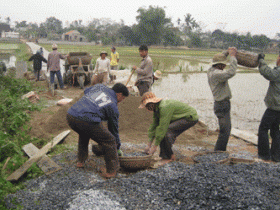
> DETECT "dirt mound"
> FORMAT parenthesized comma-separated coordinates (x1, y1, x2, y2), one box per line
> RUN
(28, 92, 210, 145)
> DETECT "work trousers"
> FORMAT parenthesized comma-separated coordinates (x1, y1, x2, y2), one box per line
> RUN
(66, 114, 119, 173)
(50, 70, 64, 88)
(33, 68, 41, 81)
(258, 108, 280, 162)
(91, 72, 108, 86)
(136, 81, 151, 96)
(160, 118, 198, 159)
(214, 100, 231, 151)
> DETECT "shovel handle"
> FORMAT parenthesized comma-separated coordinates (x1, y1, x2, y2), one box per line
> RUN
(125, 69, 135, 86)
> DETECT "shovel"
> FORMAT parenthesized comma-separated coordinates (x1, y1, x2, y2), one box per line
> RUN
(125, 69, 135, 86)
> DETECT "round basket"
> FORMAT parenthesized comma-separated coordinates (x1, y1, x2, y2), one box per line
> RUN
(191, 151, 230, 164)
(119, 154, 153, 169)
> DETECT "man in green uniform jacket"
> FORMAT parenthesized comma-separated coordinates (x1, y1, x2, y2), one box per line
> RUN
(140, 92, 199, 166)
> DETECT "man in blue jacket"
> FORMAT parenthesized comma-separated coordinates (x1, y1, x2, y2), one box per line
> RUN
(67, 83, 129, 178)
(257, 53, 280, 162)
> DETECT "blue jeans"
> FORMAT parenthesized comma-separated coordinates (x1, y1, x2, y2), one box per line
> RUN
(258, 108, 280, 162)
(50, 70, 64, 88)
(214, 100, 231, 151)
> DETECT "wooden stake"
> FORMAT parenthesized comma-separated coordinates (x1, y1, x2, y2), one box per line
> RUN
(2, 157, 11, 171)
(6, 130, 70, 182)
(125, 69, 135, 86)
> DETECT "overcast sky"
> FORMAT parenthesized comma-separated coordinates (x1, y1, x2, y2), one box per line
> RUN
(1, 0, 280, 38)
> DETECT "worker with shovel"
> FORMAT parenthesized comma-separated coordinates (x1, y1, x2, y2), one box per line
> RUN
(66, 83, 129, 178)
(132, 45, 154, 96)
(140, 92, 199, 166)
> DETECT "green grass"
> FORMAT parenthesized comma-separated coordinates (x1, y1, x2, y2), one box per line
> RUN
(0, 43, 19, 50)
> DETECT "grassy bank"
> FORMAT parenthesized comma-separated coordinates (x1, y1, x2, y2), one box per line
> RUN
(0, 76, 46, 209)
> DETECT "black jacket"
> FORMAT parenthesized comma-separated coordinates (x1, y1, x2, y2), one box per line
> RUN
(29, 52, 47, 70)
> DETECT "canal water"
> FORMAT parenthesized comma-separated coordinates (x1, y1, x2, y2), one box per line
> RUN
(0, 53, 16, 68)
(152, 73, 268, 134)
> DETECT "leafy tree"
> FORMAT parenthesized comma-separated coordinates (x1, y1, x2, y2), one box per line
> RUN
(15, 21, 28, 28)
(189, 33, 203, 48)
(43, 16, 63, 34)
(163, 27, 183, 46)
(5, 17, 11, 24)
(38, 23, 47, 38)
(183, 13, 199, 35)
(135, 6, 171, 45)
(118, 26, 135, 45)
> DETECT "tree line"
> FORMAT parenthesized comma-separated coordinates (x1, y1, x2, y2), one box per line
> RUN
(2, 5, 279, 50)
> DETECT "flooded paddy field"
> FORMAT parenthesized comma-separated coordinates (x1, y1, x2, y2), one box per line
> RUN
(0, 53, 16, 68)
(152, 72, 268, 134)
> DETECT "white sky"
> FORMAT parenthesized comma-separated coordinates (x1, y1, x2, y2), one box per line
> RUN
(1, 0, 280, 39)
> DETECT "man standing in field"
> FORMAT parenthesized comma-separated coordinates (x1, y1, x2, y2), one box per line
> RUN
(257, 53, 280, 162)
(133, 45, 153, 96)
(91, 51, 110, 86)
(207, 47, 237, 151)
(47, 44, 68, 94)
(110, 47, 119, 70)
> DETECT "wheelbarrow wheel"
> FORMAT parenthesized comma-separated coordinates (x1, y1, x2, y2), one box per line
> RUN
(78, 74, 85, 89)
(67, 72, 73, 86)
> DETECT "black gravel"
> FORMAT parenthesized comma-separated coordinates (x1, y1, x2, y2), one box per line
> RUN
(193, 152, 229, 163)
(122, 152, 148, 157)
(4, 151, 280, 210)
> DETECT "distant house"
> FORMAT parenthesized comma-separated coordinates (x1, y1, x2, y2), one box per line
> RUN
(62, 30, 87, 42)
(268, 39, 280, 50)
(0, 23, 11, 38)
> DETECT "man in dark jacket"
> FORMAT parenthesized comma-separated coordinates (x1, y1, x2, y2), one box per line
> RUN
(66, 83, 129, 178)
(257, 54, 280, 162)
(29, 51, 47, 81)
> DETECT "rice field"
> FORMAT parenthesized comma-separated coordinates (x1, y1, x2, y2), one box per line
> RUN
(40, 44, 278, 72)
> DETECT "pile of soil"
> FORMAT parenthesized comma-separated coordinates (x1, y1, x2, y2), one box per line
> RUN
(28, 89, 211, 146)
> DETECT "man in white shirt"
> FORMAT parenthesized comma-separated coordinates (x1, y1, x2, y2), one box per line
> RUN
(91, 51, 110, 86)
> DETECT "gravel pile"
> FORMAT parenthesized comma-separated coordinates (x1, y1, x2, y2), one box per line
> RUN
(193, 152, 229, 163)
(5, 151, 280, 210)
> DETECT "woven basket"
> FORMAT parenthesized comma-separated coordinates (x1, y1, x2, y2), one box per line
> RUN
(67, 52, 93, 65)
(119, 154, 153, 169)
(191, 151, 230, 164)
(223, 50, 259, 68)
